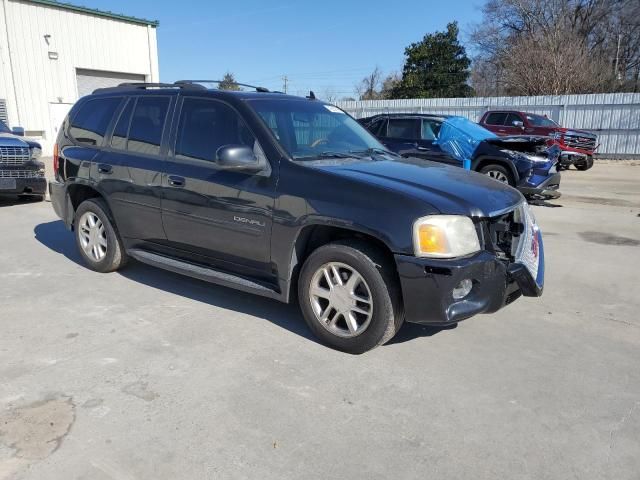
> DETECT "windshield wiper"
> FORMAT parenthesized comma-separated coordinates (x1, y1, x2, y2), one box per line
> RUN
(349, 147, 399, 158)
(295, 151, 362, 161)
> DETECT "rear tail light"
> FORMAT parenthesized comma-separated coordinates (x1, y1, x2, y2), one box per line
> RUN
(53, 144, 59, 177)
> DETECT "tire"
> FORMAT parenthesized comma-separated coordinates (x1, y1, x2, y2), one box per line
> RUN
(74, 198, 128, 273)
(575, 156, 594, 171)
(478, 164, 515, 186)
(298, 239, 404, 354)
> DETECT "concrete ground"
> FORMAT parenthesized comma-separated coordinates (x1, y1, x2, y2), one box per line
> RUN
(0, 162, 639, 480)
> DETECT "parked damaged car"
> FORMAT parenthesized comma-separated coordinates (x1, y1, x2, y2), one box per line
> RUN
(479, 110, 597, 171)
(359, 114, 561, 200)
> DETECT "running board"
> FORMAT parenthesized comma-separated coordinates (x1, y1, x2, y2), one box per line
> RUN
(128, 249, 281, 300)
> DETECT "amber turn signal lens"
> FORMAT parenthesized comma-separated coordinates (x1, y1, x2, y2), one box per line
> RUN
(417, 224, 448, 254)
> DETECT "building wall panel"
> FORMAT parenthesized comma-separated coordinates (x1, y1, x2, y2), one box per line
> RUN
(0, 0, 159, 154)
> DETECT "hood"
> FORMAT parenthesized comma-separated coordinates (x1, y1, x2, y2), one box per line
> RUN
(0, 132, 31, 147)
(484, 135, 548, 154)
(315, 158, 523, 218)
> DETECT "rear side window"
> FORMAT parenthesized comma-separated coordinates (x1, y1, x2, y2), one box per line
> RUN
(69, 97, 121, 145)
(175, 98, 257, 162)
(388, 118, 419, 140)
(111, 98, 134, 150)
(127, 96, 171, 155)
(485, 112, 507, 126)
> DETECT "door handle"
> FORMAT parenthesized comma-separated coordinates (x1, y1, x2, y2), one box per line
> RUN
(97, 163, 112, 174)
(416, 146, 429, 151)
(168, 175, 185, 187)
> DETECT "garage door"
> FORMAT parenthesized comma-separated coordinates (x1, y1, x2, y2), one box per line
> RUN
(76, 69, 146, 97)
(0, 99, 7, 124)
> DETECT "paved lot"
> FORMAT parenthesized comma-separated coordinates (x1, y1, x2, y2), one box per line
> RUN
(1, 163, 639, 479)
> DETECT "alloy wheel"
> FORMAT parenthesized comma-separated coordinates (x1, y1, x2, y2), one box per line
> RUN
(308, 262, 373, 338)
(485, 170, 509, 183)
(78, 211, 107, 262)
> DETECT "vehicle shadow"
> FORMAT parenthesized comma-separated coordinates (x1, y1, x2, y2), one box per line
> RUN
(0, 196, 45, 207)
(387, 323, 454, 345)
(33, 220, 315, 344)
(33, 220, 450, 349)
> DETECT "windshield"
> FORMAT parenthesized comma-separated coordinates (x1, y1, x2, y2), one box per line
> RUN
(526, 114, 558, 127)
(0, 120, 10, 133)
(247, 99, 387, 160)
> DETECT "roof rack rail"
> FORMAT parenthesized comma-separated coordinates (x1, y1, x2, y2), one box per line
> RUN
(175, 80, 272, 93)
(117, 82, 207, 90)
(93, 82, 207, 94)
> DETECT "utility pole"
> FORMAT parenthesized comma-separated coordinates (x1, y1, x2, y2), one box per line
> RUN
(614, 33, 622, 82)
(282, 75, 288, 94)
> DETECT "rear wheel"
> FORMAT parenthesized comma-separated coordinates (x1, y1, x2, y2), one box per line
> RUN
(479, 164, 515, 186)
(74, 198, 128, 273)
(298, 240, 403, 354)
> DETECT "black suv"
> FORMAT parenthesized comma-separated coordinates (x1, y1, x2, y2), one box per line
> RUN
(0, 120, 46, 200)
(49, 82, 545, 353)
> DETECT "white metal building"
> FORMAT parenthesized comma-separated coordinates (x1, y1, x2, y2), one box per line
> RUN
(0, 0, 159, 154)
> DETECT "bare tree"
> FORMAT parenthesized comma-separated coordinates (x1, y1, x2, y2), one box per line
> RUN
(355, 67, 383, 100)
(380, 72, 401, 99)
(321, 87, 339, 103)
(470, 0, 640, 95)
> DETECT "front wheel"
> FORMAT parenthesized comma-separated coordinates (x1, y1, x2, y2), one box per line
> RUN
(298, 240, 404, 354)
(575, 156, 594, 171)
(478, 164, 515, 186)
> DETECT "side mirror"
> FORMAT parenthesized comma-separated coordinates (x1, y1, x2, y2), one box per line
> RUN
(11, 127, 25, 137)
(512, 120, 524, 129)
(215, 144, 261, 173)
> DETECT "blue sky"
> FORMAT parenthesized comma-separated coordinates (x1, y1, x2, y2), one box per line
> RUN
(81, 0, 482, 98)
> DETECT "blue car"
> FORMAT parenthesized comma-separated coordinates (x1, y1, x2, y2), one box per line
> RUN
(0, 120, 46, 200)
(359, 114, 561, 200)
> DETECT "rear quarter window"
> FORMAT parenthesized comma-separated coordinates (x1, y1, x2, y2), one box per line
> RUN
(69, 97, 122, 146)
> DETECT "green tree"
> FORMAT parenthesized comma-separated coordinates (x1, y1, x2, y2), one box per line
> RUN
(218, 72, 241, 91)
(393, 22, 473, 99)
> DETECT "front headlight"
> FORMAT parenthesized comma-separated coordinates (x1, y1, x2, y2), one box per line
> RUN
(521, 153, 548, 163)
(500, 149, 547, 163)
(413, 215, 481, 258)
(31, 146, 42, 159)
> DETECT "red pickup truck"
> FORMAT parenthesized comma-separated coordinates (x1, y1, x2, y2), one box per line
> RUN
(479, 110, 597, 171)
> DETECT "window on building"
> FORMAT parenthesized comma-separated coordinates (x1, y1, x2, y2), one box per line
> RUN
(69, 97, 122, 145)
(175, 98, 257, 162)
(127, 96, 170, 156)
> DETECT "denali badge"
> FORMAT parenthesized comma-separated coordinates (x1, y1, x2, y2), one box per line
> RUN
(234, 216, 265, 227)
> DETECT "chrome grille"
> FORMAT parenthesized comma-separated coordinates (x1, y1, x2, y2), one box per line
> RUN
(0, 146, 30, 165)
(0, 169, 44, 178)
(563, 132, 596, 151)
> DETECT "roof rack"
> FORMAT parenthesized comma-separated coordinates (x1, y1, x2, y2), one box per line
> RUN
(175, 80, 272, 93)
(117, 82, 206, 90)
(92, 82, 207, 94)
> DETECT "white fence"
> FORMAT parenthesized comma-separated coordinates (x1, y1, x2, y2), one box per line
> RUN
(335, 93, 640, 158)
